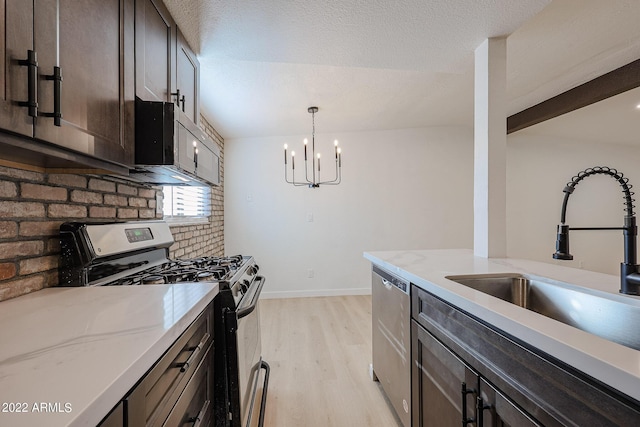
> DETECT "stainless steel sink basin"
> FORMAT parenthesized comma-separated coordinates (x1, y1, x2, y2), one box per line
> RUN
(445, 273, 640, 351)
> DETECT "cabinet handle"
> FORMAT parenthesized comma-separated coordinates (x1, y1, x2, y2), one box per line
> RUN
(476, 396, 492, 426)
(381, 278, 393, 290)
(42, 66, 63, 126)
(171, 89, 186, 111)
(17, 50, 38, 117)
(194, 144, 198, 170)
(175, 332, 209, 373)
(461, 382, 476, 426)
(188, 399, 209, 427)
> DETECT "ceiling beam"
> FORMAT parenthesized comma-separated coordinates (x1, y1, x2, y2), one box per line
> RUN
(507, 59, 640, 134)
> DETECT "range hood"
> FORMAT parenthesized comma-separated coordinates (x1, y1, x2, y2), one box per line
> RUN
(131, 99, 220, 186)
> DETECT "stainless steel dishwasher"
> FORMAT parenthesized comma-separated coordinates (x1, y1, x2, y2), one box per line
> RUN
(371, 264, 411, 427)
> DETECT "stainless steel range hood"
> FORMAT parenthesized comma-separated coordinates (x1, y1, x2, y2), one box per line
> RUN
(131, 99, 220, 186)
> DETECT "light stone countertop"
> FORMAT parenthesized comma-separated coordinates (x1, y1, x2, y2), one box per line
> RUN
(364, 248, 640, 403)
(0, 283, 218, 427)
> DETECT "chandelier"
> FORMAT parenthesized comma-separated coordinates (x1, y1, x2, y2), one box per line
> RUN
(283, 107, 342, 188)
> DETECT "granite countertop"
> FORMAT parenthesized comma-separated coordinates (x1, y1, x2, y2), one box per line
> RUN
(0, 283, 218, 427)
(364, 248, 640, 403)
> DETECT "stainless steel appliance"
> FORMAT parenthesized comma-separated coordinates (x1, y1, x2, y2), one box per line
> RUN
(131, 98, 221, 186)
(58, 220, 269, 427)
(371, 265, 411, 427)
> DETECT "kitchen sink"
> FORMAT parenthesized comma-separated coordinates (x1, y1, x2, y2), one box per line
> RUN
(445, 273, 640, 351)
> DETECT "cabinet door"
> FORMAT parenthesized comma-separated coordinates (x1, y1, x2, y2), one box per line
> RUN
(412, 320, 477, 427)
(0, 1, 34, 137)
(175, 29, 199, 124)
(34, 0, 134, 166)
(478, 378, 541, 427)
(135, 0, 175, 102)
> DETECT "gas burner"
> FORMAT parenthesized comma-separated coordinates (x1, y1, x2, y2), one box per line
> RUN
(143, 275, 166, 285)
(117, 276, 141, 286)
(197, 271, 216, 282)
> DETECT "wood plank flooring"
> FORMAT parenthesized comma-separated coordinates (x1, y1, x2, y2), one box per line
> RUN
(254, 295, 403, 427)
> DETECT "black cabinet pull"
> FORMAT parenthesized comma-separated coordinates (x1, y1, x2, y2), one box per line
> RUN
(476, 396, 492, 426)
(171, 89, 185, 111)
(188, 399, 209, 427)
(42, 66, 63, 126)
(193, 143, 198, 169)
(461, 382, 476, 426)
(17, 50, 38, 117)
(175, 332, 208, 372)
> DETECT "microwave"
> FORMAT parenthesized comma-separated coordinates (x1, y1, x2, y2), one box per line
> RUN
(131, 98, 220, 186)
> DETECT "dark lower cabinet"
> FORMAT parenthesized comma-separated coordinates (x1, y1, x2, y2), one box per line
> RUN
(412, 320, 540, 427)
(99, 302, 214, 427)
(478, 378, 540, 427)
(411, 284, 640, 426)
(412, 320, 476, 426)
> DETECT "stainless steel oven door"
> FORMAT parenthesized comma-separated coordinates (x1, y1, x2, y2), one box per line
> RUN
(236, 276, 267, 427)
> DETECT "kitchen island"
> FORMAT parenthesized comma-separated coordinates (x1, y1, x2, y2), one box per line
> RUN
(0, 283, 217, 427)
(365, 249, 640, 425)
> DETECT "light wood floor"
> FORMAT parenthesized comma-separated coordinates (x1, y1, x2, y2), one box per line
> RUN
(254, 295, 403, 427)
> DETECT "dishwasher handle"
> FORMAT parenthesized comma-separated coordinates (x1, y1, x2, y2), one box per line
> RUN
(373, 265, 410, 294)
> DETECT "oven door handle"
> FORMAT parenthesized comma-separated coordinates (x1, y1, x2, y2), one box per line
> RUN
(236, 275, 265, 319)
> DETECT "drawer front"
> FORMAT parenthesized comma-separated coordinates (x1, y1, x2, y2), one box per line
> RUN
(163, 345, 213, 427)
(126, 302, 213, 426)
(411, 285, 640, 427)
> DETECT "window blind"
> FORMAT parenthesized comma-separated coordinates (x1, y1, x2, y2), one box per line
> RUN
(162, 185, 211, 218)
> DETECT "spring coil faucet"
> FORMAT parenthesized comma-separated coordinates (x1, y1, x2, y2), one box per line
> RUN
(553, 166, 640, 295)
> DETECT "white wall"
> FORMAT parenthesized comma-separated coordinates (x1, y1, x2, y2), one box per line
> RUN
(225, 126, 474, 297)
(507, 132, 640, 275)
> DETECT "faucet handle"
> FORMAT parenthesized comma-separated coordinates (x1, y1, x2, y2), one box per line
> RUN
(553, 224, 573, 260)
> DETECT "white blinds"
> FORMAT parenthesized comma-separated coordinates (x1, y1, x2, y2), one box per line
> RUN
(162, 185, 211, 218)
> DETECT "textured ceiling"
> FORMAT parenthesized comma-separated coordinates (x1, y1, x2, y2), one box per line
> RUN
(161, 0, 640, 140)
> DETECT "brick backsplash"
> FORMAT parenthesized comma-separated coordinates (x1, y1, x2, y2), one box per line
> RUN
(0, 115, 224, 302)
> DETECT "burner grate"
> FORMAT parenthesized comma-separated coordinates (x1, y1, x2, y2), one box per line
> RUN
(102, 255, 247, 286)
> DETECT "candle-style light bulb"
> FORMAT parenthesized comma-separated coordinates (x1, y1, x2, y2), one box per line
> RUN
(337, 148, 342, 167)
(291, 151, 295, 169)
(317, 153, 321, 171)
(303, 138, 308, 160)
(284, 144, 288, 164)
(334, 139, 339, 159)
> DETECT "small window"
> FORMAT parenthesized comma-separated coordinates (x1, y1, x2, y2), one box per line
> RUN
(162, 185, 211, 223)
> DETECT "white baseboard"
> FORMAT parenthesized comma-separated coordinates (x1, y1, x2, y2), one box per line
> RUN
(260, 287, 371, 299)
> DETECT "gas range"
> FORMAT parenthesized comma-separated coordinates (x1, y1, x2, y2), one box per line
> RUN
(58, 220, 269, 427)
(58, 221, 257, 307)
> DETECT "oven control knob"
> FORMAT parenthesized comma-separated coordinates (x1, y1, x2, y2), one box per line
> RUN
(241, 280, 250, 292)
(248, 265, 260, 275)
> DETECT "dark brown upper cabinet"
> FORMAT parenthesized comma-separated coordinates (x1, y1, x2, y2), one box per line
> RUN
(0, 0, 135, 173)
(135, 0, 175, 103)
(176, 29, 200, 125)
(135, 0, 200, 125)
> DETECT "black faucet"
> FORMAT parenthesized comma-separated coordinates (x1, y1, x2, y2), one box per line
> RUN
(553, 166, 640, 295)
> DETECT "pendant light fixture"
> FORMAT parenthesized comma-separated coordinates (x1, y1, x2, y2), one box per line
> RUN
(283, 107, 342, 188)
